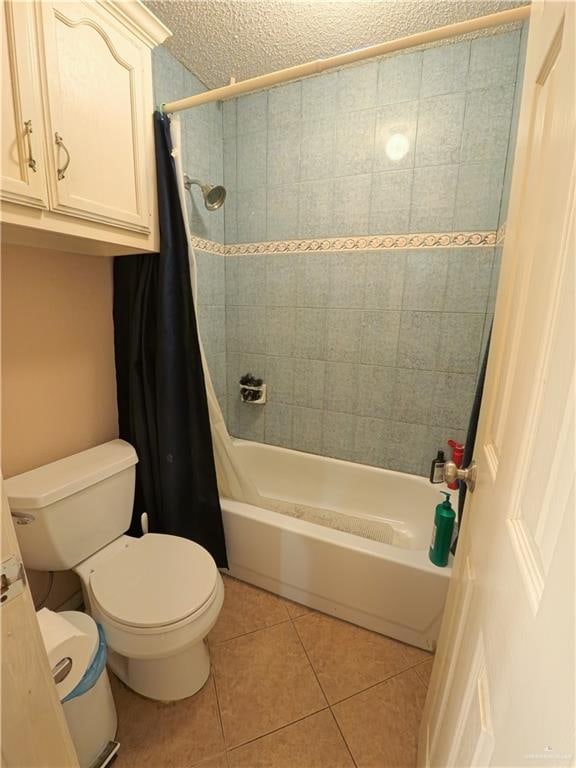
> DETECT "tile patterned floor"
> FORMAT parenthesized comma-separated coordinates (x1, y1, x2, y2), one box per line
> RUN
(112, 575, 433, 768)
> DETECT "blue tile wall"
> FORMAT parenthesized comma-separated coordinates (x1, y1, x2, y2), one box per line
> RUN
(152, 48, 224, 243)
(152, 50, 228, 414)
(374, 101, 418, 172)
(194, 250, 228, 419)
(499, 22, 529, 228)
(420, 41, 469, 97)
(153, 26, 527, 478)
(225, 247, 491, 475)
(223, 29, 524, 244)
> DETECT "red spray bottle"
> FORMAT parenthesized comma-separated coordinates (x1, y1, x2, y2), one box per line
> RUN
(447, 439, 464, 490)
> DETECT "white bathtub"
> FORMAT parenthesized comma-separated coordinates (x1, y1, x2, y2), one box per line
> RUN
(221, 440, 454, 651)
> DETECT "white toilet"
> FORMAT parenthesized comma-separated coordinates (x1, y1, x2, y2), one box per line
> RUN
(5, 439, 225, 702)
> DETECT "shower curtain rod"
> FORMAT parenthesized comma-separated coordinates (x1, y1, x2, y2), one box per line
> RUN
(161, 5, 530, 114)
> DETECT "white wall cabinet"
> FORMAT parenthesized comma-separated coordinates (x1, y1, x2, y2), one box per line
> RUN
(1, 1, 49, 210)
(0, 0, 170, 256)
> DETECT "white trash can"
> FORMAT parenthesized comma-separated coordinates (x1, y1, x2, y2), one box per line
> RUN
(59, 611, 119, 768)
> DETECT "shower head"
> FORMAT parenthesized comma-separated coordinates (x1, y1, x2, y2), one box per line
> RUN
(183, 174, 226, 210)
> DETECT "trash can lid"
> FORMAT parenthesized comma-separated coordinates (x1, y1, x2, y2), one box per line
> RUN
(59, 610, 99, 667)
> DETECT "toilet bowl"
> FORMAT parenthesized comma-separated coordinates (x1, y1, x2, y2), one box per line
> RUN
(5, 440, 225, 702)
(75, 533, 225, 701)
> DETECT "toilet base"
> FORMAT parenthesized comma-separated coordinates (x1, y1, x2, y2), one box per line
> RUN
(108, 640, 211, 701)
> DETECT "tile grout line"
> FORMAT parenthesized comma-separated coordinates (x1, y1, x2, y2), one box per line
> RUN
(209, 581, 294, 758)
(216, 595, 335, 755)
(326, 706, 360, 768)
(215, 302, 490, 315)
(288, 606, 433, 708)
(413, 659, 434, 688)
(289, 613, 328, 707)
(224, 703, 332, 755)
(209, 615, 293, 648)
(209, 584, 430, 762)
(327, 655, 432, 709)
(211, 625, 295, 756)
(209, 669, 227, 754)
(226, 346, 485, 375)
(289, 614, 359, 768)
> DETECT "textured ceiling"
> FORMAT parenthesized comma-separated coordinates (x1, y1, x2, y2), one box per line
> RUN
(145, 0, 527, 88)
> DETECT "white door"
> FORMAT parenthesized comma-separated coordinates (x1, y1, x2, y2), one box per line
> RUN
(39, 1, 151, 232)
(418, 1, 575, 766)
(1, 483, 79, 767)
(0, 0, 48, 208)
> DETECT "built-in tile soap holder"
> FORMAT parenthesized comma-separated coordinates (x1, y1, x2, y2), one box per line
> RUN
(239, 374, 266, 404)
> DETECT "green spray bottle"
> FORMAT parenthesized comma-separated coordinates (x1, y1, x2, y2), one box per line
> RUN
(429, 492, 455, 567)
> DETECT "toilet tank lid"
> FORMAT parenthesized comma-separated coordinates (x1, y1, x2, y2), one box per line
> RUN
(5, 440, 138, 510)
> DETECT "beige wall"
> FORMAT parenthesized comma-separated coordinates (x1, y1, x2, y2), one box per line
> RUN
(1, 245, 119, 478)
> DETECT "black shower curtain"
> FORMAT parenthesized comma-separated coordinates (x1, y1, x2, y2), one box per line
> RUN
(451, 322, 492, 554)
(113, 111, 228, 568)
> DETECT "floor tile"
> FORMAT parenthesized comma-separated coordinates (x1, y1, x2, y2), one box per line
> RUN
(212, 622, 328, 748)
(194, 753, 229, 768)
(285, 599, 315, 619)
(293, 612, 416, 703)
(414, 658, 435, 688)
(112, 674, 225, 768)
(333, 668, 427, 768)
(209, 575, 291, 645)
(113, 577, 429, 768)
(227, 710, 354, 768)
(399, 643, 433, 667)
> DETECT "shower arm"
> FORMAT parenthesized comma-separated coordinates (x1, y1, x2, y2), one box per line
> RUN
(182, 174, 226, 210)
(183, 176, 204, 192)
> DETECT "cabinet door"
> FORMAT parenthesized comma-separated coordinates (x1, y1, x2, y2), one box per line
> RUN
(1, 1, 48, 209)
(39, 1, 151, 233)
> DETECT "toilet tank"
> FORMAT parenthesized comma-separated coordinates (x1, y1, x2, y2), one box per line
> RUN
(5, 440, 138, 571)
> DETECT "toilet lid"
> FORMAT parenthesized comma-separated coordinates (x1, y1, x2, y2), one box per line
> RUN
(89, 534, 218, 629)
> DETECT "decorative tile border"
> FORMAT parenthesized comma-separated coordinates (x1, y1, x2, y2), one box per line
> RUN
(191, 230, 497, 256)
(496, 222, 507, 244)
(189, 235, 228, 254)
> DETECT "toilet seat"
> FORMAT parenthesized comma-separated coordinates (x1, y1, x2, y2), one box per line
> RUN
(89, 533, 219, 630)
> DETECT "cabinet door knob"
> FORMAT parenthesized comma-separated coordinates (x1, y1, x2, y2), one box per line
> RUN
(24, 120, 37, 172)
(55, 132, 71, 180)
